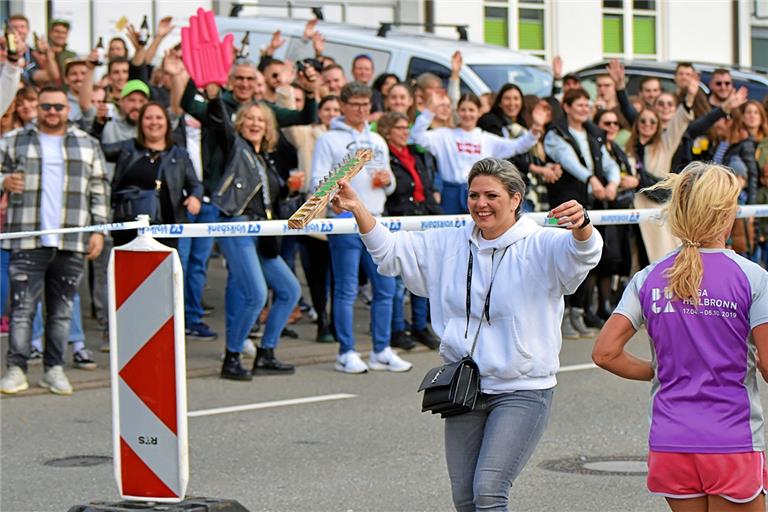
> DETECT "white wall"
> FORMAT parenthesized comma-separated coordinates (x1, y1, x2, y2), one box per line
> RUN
(433, 1, 484, 42)
(665, 0, 732, 64)
(552, 0, 602, 72)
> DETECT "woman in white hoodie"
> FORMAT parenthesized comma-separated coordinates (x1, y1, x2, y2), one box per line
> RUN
(331, 157, 602, 511)
(411, 92, 547, 214)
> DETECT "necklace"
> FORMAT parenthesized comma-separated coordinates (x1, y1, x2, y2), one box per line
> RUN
(147, 149, 162, 164)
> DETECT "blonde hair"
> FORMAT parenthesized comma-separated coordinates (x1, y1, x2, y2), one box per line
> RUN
(233, 102, 278, 153)
(644, 162, 741, 306)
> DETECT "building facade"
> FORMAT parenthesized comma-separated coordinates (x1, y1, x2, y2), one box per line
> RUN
(1, 0, 765, 73)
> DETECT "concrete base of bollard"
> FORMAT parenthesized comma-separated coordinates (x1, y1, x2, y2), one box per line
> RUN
(67, 497, 249, 512)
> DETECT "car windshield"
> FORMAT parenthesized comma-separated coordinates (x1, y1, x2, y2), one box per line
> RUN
(469, 64, 553, 97)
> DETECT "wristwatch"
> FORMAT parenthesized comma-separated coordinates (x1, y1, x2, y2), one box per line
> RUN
(579, 208, 591, 229)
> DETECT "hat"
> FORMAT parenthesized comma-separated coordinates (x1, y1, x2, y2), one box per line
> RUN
(63, 57, 88, 74)
(120, 79, 150, 99)
(50, 19, 71, 30)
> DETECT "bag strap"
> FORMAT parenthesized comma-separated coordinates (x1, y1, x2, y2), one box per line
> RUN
(464, 241, 511, 358)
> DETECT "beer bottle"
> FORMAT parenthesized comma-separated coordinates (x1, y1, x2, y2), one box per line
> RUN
(137, 15, 150, 46)
(95, 36, 105, 65)
(238, 31, 250, 59)
(4, 21, 17, 60)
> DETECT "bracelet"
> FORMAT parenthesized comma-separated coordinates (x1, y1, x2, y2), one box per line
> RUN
(579, 208, 591, 229)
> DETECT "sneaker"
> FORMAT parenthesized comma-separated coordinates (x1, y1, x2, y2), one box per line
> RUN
(334, 351, 368, 374)
(100, 341, 110, 353)
(73, 349, 97, 370)
(248, 324, 263, 339)
(39, 365, 73, 395)
(281, 328, 299, 339)
(561, 308, 580, 340)
(368, 347, 413, 372)
(390, 330, 416, 350)
(307, 307, 319, 323)
(243, 339, 257, 358)
(0, 366, 29, 394)
(186, 322, 218, 341)
(570, 307, 598, 338)
(357, 284, 373, 307)
(28, 348, 43, 366)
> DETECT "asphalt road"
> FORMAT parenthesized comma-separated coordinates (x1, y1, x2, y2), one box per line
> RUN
(3, 332, 754, 512)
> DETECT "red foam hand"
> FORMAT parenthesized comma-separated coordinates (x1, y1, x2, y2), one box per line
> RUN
(181, 8, 234, 88)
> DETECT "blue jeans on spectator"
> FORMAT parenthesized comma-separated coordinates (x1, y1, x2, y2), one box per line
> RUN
(31, 292, 85, 343)
(441, 181, 469, 214)
(7, 249, 84, 371)
(177, 202, 218, 327)
(1, 249, 9, 318)
(259, 254, 302, 349)
(392, 276, 428, 333)
(216, 215, 268, 354)
(328, 233, 395, 355)
(444, 389, 554, 512)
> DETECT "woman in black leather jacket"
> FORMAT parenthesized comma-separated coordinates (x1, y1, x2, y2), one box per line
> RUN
(207, 89, 302, 381)
(376, 112, 442, 350)
(105, 101, 203, 247)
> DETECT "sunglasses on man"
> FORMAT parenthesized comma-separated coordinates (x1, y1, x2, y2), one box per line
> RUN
(40, 103, 67, 112)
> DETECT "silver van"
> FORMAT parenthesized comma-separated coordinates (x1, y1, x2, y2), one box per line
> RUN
(215, 16, 553, 97)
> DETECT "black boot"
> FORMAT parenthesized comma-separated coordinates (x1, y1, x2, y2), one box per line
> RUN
(411, 327, 440, 350)
(390, 330, 416, 350)
(583, 309, 605, 329)
(316, 312, 335, 343)
(253, 347, 295, 375)
(221, 350, 253, 381)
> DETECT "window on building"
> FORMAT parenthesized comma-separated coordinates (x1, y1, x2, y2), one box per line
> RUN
(753, 28, 768, 69)
(602, 0, 657, 58)
(484, 6, 508, 47)
(518, 1, 545, 56)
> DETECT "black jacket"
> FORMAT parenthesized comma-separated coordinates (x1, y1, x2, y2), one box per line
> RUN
(385, 146, 443, 216)
(103, 139, 203, 223)
(723, 138, 759, 204)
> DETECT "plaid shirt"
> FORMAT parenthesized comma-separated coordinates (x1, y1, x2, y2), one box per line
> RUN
(1, 123, 109, 252)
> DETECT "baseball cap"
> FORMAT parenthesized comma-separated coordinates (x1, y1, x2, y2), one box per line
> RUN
(120, 79, 150, 99)
(63, 57, 88, 75)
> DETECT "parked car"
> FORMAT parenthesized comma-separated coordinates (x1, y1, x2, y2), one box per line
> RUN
(575, 60, 768, 102)
(215, 16, 554, 97)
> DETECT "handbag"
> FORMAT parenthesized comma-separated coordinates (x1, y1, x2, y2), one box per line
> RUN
(417, 243, 511, 418)
(112, 156, 164, 223)
(418, 356, 480, 418)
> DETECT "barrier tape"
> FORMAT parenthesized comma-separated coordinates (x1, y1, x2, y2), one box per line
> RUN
(0, 219, 150, 241)
(3, 205, 768, 240)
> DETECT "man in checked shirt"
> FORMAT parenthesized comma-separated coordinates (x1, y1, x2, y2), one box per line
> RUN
(0, 85, 108, 395)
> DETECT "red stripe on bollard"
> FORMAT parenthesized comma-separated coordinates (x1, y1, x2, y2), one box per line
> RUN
(120, 438, 177, 498)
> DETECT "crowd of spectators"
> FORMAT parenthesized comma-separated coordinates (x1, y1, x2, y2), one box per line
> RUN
(0, 14, 764, 392)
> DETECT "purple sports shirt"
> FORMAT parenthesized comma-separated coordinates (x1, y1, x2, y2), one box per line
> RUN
(615, 249, 768, 453)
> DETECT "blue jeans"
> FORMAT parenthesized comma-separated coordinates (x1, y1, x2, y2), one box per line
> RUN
(259, 253, 301, 349)
(1, 249, 9, 318)
(445, 389, 554, 512)
(442, 181, 468, 214)
(392, 276, 428, 332)
(216, 216, 268, 353)
(177, 202, 218, 326)
(31, 292, 85, 343)
(328, 233, 395, 355)
(7, 249, 84, 371)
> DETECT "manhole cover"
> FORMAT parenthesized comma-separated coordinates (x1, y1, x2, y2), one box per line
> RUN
(44, 455, 112, 468)
(540, 455, 647, 476)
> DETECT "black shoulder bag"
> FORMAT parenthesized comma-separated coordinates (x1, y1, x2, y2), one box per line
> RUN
(112, 155, 164, 223)
(418, 244, 510, 418)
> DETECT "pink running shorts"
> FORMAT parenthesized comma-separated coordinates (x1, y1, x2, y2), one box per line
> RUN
(647, 451, 768, 503)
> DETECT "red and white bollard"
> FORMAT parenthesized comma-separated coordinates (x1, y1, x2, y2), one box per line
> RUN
(108, 232, 189, 502)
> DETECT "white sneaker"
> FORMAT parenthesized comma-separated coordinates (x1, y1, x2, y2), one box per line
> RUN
(243, 339, 257, 358)
(0, 366, 29, 394)
(335, 351, 368, 374)
(368, 347, 413, 372)
(39, 365, 73, 395)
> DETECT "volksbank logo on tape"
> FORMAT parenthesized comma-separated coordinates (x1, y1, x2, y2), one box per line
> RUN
(651, 287, 675, 314)
(207, 223, 253, 235)
(384, 220, 402, 232)
(419, 219, 467, 229)
(170, 225, 183, 235)
(248, 223, 261, 234)
(597, 211, 641, 224)
(140, 225, 175, 236)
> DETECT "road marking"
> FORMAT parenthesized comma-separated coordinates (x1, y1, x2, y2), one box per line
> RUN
(187, 393, 357, 418)
(558, 363, 598, 373)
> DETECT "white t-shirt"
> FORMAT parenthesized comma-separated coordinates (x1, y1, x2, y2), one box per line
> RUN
(39, 133, 65, 247)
